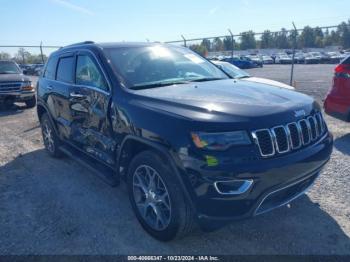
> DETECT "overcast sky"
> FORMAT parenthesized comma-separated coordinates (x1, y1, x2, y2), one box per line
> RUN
(0, 0, 349, 54)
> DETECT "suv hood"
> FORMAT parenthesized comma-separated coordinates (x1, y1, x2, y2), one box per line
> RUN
(132, 79, 315, 124)
(0, 73, 30, 82)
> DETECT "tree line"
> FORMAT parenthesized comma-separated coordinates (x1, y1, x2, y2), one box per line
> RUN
(190, 20, 350, 55)
(0, 48, 48, 64)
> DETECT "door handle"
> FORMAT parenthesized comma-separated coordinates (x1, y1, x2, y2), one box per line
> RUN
(70, 92, 86, 99)
(47, 85, 53, 90)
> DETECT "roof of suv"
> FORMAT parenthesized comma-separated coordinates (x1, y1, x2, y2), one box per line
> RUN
(55, 41, 167, 53)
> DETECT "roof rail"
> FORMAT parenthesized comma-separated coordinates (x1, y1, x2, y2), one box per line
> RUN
(60, 41, 95, 49)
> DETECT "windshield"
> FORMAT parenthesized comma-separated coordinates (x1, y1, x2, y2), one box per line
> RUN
(0, 61, 20, 74)
(214, 62, 250, 79)
(104, 45, 228, 89)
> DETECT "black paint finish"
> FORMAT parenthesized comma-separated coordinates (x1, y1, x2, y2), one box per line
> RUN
(36, 42, 333, 221)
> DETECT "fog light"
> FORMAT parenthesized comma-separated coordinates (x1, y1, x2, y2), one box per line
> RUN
(214, 179, 253, 195)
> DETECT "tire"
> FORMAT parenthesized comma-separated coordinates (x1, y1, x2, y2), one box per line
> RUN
(40, 113, 62, 158)
(25, 96, 36, 108)
(127, 150, 195, 241)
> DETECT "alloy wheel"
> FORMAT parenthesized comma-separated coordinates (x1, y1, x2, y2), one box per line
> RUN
(42, 122, 55, 153)
(132, 165, 171, 231)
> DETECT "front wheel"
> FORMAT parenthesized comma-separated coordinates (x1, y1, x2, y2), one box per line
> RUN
(127, 150, 195, 241)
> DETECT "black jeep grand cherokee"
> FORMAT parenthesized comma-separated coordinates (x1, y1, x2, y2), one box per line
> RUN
(37, 42, 333, 241)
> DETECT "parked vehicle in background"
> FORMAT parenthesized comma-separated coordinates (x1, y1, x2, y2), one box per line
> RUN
(0, 60, 36, 108)
(294, 53, 305, 64)
(262, 55, 274, 64)
(37, 41, 332, 241)
(245, 55, 263, 67)
(275, 54, 292, 64)
(19, 64, 31, 73)
(324, 56, 350, 121)
(34, 64, 44, 76)
(222, 56, 256, 69)
(304, 53, 321, 64)
(212, 61, 294, 89)
(326, 52, 344, 64)
(25, 63, 44, 75)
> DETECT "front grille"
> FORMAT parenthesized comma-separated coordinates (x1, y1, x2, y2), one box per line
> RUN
(287, 123, 301, 149)
(252, 112, 327, 158)
(253, 130, 274, 156)
(299, 119, 311, 144)
(272, 126, 289, 153)
(0, 82, 22, 93)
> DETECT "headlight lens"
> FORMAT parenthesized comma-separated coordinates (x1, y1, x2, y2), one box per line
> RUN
(21, 81, 34, 90)
(191, 131, 251, 150)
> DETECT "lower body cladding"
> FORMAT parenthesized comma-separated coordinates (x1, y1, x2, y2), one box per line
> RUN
(179, 133, 333, 223)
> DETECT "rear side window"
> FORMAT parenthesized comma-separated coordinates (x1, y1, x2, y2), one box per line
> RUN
(43, 56, 58, 80)
(56, 56, 74, 83)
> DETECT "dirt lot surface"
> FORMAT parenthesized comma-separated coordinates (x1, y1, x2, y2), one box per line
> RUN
(0, 65, 349, 255)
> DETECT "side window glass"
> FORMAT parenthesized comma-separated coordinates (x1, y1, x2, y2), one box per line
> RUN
(56, 56, 74, 83)
(44, 56, 58, 80)
(76, 55, 108, 91)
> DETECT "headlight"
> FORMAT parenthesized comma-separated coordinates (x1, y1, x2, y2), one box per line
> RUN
(21, 81, 34, 91)
(191, 131, 251, 150)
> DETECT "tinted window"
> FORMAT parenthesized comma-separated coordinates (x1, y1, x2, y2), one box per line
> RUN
(56, 56, 74, 83)
(76, 55, 108, 91)
(43, 56, 58, 79)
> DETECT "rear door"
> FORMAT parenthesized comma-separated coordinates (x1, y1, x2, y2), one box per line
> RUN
(69, 51, 115, 165)
(53, 54, 76, 139)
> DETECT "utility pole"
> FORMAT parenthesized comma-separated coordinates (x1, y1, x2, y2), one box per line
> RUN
(40, 41, 44, 64)
(228, 29, 234, 58)
(181, 35, 187, 47)
(290, 22, 297, 86)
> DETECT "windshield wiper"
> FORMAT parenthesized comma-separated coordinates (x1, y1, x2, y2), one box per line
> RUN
(130, 81, 189, 90)
(188, 77, 225, 82)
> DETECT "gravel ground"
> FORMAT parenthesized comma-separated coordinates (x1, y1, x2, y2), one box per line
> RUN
(0, 65, 349, 255)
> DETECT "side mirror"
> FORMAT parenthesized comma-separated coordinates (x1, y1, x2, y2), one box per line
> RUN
(22, 70, 27, 75)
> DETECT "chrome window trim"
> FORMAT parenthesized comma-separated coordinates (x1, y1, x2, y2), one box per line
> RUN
(251, 129, 275, 157)
(271, 126, 290, 154)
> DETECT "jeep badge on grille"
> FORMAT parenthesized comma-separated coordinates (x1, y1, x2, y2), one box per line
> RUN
(294, 109, 306, 118)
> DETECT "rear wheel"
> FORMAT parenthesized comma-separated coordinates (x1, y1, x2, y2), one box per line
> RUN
(25, 96, 36, 108)
(127, 150, 195, 241)
(40, 113, 62, 157)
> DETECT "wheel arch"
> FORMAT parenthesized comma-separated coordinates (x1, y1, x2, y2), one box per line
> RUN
(117, 135, 196, 211)
(37, 102, 59, 135)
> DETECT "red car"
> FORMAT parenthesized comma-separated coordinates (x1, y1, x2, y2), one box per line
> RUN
(324, 56, 350, 121)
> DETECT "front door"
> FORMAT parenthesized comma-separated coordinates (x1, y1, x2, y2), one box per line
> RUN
(68, 52, 115, 165)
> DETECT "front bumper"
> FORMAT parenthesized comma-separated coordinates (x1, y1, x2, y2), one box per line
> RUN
(180, 132, 333, 221)
(0, 90, 35, 102)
